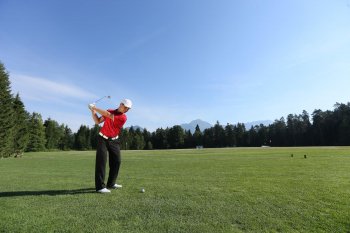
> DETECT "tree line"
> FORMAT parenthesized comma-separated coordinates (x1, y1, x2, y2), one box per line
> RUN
(121, 103, 350, 149)
(1, 61, 350, 158)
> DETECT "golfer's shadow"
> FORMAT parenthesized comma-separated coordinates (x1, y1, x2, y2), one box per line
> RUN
(0, 188, 96, 197)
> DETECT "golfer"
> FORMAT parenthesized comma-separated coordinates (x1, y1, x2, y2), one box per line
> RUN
(89, 99, 132, 193)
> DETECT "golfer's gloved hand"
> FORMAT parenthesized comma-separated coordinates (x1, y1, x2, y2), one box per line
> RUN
(88, 103, 96, 110)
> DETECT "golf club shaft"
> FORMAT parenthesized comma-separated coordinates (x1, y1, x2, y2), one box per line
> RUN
(94, 95, 111, 103)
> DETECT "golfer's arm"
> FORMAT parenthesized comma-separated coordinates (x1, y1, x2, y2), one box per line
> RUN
(91, 111, 103, 124)
(92, 106, 114, 120)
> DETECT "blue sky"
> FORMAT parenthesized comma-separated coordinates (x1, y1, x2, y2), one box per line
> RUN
(1, 0, 350, 132)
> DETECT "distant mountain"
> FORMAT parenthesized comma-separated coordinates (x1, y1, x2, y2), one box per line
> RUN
(179, 119, 273, 133)
(127, 125, 144, 131)
(134, 120, 272, 133)
(243, 120, 273, 129)
(180, 119, 212, 133)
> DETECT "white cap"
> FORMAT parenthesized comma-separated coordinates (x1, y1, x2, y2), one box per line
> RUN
(121, 98, 132, 108)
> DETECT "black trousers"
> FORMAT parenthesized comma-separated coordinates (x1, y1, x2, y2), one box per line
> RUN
(95, 136, 121, 191)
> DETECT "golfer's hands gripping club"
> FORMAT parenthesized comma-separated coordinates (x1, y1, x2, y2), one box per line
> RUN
(88, 103, 96, 111)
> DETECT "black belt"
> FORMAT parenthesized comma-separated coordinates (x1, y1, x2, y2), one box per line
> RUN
(99, 132, 119, 140)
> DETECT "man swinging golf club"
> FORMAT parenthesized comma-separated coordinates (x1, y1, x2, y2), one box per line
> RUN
(88, 98, 132, 193)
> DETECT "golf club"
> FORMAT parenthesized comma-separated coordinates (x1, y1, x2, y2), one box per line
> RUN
(88, 95, 111, 110)
(94, 95, 111, 104)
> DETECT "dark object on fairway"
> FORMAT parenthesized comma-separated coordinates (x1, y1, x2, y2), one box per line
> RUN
(304, 154, 307, 159)
(291, 154, 293, 158)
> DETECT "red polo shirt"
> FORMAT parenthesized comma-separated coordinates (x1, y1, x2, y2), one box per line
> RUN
(100, 109, 127, 138)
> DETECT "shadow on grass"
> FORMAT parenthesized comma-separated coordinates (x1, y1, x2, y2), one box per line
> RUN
(0, 188, 96, 197)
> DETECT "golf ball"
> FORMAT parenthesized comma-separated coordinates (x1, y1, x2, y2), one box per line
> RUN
(141, 188, 145, 193)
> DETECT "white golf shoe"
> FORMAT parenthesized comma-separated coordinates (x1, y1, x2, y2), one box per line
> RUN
(109, 184, 122, 189)
(97, 188, 111, 194)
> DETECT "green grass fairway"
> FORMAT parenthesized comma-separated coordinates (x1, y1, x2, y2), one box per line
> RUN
(1, 147, 349, 232)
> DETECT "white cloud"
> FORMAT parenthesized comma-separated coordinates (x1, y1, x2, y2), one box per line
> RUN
(10, 74, 97, 102)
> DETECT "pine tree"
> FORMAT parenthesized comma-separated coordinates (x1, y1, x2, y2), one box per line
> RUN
(142, 129, 152, 150)
(74, 125, 91, 150)
(0, 62, 15, 158)
(27, 112, 46, 152)
(59, 125, 74, 150)
(130, 128, 145, 150)
(12, 93, 30, 156)
(44, 118, 64, 150)
(167, 125, 184, 149)
(193, 124, 203, 147)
